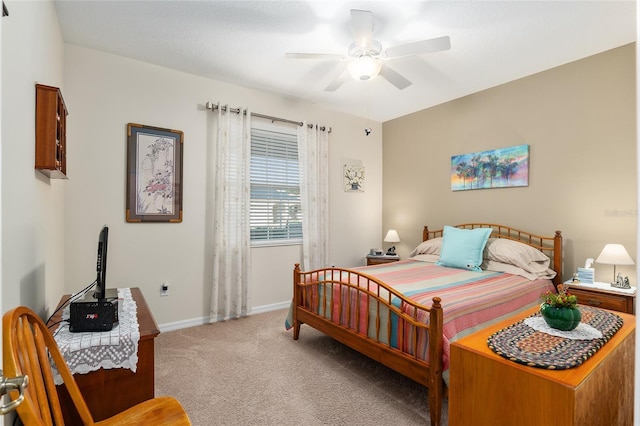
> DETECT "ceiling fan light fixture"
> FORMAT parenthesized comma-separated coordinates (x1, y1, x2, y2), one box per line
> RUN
(347, 56, 382, 82)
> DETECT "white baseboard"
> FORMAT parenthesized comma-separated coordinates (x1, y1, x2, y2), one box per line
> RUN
(158, 316, 209, 333)
(157, 300, 290, 333)
(249, 300, 290, 315)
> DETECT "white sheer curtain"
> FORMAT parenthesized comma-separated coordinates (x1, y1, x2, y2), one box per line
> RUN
(210, 107, 251, 322)
(297, 123, 330, 271)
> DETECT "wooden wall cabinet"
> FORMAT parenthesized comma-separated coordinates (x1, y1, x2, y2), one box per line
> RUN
(35, 84, 67, 178)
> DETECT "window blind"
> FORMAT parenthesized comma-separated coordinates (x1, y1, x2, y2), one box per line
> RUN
(250, 126, 301, 242)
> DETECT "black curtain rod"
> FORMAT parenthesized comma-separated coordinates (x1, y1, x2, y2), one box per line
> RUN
(205, 102, 331, 133)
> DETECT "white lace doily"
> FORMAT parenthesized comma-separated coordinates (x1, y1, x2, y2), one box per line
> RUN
(52, 288, 140, 385)
(524, 316, 603, 340)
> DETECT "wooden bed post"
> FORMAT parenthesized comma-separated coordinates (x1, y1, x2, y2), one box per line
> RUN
(553, 230, 563, 288)
(292, 263, 301, 340)
(428, 297, 443, 426)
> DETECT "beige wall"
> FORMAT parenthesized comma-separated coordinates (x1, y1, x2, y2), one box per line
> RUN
(2, 0, 636, 328)
(62, 45, 383, 327)
(2, 0, 66, 317)
(383, 43, 637, 284)
(1, 0, 383, 328)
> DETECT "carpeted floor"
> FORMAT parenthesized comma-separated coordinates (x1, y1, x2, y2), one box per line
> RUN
(155, 309, 447, 425)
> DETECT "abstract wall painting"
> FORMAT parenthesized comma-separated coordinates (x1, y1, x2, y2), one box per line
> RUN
(451, 144, 529, 191)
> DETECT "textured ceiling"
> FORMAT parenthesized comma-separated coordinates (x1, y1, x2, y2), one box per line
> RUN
(54, 1, 636, 122)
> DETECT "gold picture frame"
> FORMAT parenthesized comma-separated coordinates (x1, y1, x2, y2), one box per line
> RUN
(126, 123, 183, 222)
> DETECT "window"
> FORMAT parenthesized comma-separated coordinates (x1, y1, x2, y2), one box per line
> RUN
(250, 123, 301, 244)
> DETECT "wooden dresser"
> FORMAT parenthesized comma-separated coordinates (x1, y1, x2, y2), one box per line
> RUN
(566, 281, 635, 314)
(365, 254, 399, 265)
(449, 306, 635, 426)
(49, 287, 160, 424)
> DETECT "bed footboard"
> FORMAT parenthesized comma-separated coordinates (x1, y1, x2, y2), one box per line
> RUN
(291, 263, 444, 426)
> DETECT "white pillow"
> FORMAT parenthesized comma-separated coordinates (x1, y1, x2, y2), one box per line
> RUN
(409, 237, 443, 257)
(483, 238, 551, 274)
(482, 259, 557, 280)
(411, 254, 440, 263)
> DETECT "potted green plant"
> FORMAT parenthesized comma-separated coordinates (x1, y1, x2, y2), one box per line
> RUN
(540, 284, 581, 331)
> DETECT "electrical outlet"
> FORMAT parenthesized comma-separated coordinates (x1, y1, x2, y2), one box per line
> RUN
(160, 283, 169, 297)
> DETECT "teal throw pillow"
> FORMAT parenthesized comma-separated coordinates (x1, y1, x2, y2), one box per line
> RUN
(436, 226, 492, 272)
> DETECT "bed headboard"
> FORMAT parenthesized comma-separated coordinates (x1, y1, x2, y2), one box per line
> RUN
(423, 223, 563, 287)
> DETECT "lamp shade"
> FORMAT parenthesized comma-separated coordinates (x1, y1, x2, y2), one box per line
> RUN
(595, 244, 635, 265)
(384, 229, 400, 243)
(347, 56, 382, 81)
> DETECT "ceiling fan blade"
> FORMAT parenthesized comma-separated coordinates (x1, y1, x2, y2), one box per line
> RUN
(385, 36, 451, 59)
(324, 69, 350, 92)
(285, 53, 343, 60)
(351, 9, 373, 50)
(379, 65, 412, 90)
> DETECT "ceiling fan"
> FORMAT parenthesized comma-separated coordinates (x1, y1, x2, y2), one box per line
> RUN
(285, 9, 451, 91)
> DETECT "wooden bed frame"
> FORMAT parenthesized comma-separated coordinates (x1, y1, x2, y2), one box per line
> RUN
(290, 223, 563, 426)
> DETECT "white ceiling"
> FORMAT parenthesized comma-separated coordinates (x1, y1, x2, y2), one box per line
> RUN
(53, 1, 636, 123)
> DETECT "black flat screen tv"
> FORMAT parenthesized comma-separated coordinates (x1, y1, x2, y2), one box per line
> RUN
(94, 225, 109, 300)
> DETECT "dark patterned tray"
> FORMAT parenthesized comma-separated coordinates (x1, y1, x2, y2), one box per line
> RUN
(487, 306, 624, 369)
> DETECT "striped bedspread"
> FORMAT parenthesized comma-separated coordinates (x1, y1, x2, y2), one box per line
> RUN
(289, 258, 556, 384)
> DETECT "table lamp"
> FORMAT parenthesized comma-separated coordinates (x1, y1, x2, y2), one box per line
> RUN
(384, 229, 400, 256)
(595, 243, 635, 286)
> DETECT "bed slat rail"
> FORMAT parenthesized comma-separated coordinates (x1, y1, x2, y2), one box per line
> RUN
(291, 263, 444, 425)
(295, 265, 439, 354)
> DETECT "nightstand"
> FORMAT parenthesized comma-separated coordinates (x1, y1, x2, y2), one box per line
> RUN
(565, 281, 636, 314)
(366, 255, 400, 266)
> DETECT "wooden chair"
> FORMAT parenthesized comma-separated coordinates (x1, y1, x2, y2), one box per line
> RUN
(3, 306, 191, 425)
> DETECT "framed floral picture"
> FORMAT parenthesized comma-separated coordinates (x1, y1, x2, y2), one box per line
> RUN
(344, 164, 365, 192)
(126, 123, 184, 222)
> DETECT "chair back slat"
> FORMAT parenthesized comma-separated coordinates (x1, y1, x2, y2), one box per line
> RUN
(13, 314, 46, 425)
(19, 316, 54, 425)
(33, 326, 66, 425)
